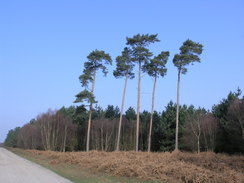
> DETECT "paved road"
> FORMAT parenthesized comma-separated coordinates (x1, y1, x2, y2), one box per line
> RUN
(0, 148, 73, 183)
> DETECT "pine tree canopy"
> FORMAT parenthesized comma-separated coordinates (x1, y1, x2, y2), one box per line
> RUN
(126, 34, 159, 47)
(79, 69, 93, 87)
(79, 50, 112, 88)
(144, 51, 169, 78)
(126, 34, 160, 64)
(173, 39, 203, 74)
(74, 89, 96, 104)
(113, 47, 134, 79)
(84, 49, 112, 75)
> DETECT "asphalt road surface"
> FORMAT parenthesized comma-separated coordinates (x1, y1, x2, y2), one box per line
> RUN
(0, 148, 73, 183)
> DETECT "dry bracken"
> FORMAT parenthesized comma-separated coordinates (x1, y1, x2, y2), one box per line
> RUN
(26, 150, 244, 183)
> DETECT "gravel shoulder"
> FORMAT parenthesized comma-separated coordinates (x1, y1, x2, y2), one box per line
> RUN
(0, 148, 73, 183)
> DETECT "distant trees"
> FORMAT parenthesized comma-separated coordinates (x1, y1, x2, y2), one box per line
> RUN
(182, 90, 244, 153)
(126, 34, 160, 151)
(173, 39, 203, 150)
(184, 109, 206, 153)
(160, 101, 194, 151)
(5, 90, 244, 154)
(75, 50, 112, 151)
(59, 106, 78, 152)
(91, 117, 117, 151)
(5, 109, 77, 151)
(17, 120, 40, 149)
(213, 89, 244, 153)
(201, 113, 217, 152)
(4, 127, 20, 147)
(38, 109, 57, 151)
(228, 98, 244, 141)
(38, 109, 77, 151)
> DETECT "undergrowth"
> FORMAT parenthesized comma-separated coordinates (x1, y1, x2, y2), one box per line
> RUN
(11, 148, 244, 183)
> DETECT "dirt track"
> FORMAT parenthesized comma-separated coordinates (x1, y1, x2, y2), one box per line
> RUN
(0, 148, 73, 183)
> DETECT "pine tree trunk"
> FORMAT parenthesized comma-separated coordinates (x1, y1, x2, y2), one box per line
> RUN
(197, 121, 201, 153)
(197, 137, 200, 153)
(101, 122, 104, 151)
(86, 71, 96, 152)
(175, 70, 181, 151)
(54, 120, 60, 151)
(203, 130, 208, 152)
(63, 124, 67, 152)
(148, 77, 157, 152)
(116, 73, 129, 151)
(136, 62, 141, 152)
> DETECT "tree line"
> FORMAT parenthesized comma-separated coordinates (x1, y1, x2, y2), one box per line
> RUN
(4, 90, 244, 153)
(4, 34, 244, 153)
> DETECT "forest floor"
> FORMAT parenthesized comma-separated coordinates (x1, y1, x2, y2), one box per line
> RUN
(9, 148, 244, 183)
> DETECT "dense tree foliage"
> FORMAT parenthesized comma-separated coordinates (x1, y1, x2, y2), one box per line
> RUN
(4, 127, 20, 147)
(5, 109, 77, 151)
(5, 89, 243, 153)
(212, 89, 244, 153)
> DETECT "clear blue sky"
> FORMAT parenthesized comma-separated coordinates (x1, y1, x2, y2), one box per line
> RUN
(0, 0, 243, 142)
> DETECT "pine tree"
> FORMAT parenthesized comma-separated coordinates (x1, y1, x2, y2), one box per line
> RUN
(113, 47, 134, 151)
(75, 50, 112, 151)
(144, 51, 169, 152)
(126, 34, 159, 151)
(173, 39, 203, 151)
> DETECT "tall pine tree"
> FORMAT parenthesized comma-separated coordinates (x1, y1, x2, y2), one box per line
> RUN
(113, 47, 134, 151)
(173, 39, 203, 150)
(75, 50, 112, 151)
(126, 34, 159, 151)
(144, 51, 169, 152)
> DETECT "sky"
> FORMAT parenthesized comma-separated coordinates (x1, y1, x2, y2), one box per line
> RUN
(0, 0, 243, 142)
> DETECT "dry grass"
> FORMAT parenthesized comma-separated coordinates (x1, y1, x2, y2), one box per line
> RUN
(26, 150, 244, 183)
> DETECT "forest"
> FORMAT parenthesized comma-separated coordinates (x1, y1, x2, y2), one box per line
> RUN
(4, 34, 244, 154)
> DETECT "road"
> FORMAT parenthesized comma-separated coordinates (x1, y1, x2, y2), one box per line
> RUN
(0, 148, 73, 183)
